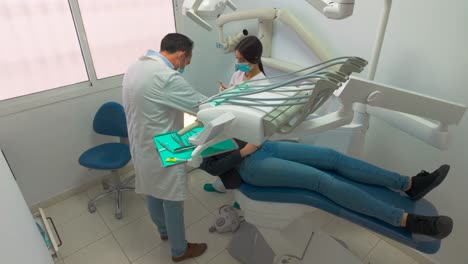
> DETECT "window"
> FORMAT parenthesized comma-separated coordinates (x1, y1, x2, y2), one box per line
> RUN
(0, 0, 176, 105)
(77, 0, 176, 79)
(0, 0, 88, 101)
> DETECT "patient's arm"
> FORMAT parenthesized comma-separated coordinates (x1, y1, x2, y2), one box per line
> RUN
(200, 140, 256, 175)
(240, 143, 259, 157)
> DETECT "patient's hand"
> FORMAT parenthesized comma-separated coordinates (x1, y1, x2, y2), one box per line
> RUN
(240, 143, 259, 158)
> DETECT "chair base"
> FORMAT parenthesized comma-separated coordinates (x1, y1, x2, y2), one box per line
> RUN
(88, 171, 135, 219)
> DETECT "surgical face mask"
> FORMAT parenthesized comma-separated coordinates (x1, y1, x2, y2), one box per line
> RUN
(235, 63, 251, 72)
(178, 54, 187, 74)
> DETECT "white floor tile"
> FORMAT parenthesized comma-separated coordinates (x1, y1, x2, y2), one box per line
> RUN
(54, 255, 64, 264)
(185, 215, 233, 264)
(322, 217, 380, 260)
(207, 250, 242, 264)
(63, 235, 129, 264)
(256, 209, 334, 258)
(188, 169, 214, 192)
(132, 243, 196, 264)
(45, 192, 90, 227)
(95, 191, 148, 231)
(364, 240, 417, 264)
(190, 188, 235, 212)
(86, 182, 108, 200)
(113, 215, 163, 262)
(185, 193, 210, 227)
(57, 212, 110, 257)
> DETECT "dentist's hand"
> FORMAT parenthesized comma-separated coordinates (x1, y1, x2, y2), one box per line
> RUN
(240, 143, 259, 158)
(218, 81, 228, 92)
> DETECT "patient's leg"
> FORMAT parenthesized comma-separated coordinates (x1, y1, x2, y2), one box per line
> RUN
(267, 141, 410, 191)
(239, 155, 453, 238)
(239, 154, 405, 226)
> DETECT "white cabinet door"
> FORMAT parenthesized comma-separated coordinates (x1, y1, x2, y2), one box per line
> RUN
(0, 150, 54, 264)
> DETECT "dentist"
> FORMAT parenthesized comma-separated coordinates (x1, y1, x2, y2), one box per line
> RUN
(122, 33, 207, 262)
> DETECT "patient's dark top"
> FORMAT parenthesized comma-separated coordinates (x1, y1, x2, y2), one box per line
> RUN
(199, 139, 247, 189)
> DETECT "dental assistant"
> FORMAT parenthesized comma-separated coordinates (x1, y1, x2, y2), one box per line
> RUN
(122, 33, 207, 262)
(206, 36, 271, 193)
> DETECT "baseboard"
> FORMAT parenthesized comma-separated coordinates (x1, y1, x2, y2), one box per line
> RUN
(29, 176, 105, 214)
(29, 169, 135, 214)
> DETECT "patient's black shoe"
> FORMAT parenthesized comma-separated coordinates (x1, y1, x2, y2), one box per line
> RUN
(404, 214, 453, 239)
(405, 164, 450, 200)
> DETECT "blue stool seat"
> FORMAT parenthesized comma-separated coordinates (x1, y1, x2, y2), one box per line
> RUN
(239, 171, 441, 254)
(79, 143, 131, 170)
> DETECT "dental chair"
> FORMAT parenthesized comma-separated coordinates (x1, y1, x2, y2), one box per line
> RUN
(175, 1, 467, 261)
(158, 56, 466, 262)
(180, 57, 466, 262)
(236, 174, 441, 253)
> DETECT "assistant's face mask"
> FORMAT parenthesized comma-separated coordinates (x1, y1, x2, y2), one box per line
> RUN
(235, 63, 251, 72)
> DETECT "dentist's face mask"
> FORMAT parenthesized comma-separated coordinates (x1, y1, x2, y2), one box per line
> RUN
(177, 52, 190, 74)
(235, 63, 251, 72)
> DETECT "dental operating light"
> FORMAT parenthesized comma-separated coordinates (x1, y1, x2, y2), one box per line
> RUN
(305, 0, 355, 19)
(182, 0, 237, 31)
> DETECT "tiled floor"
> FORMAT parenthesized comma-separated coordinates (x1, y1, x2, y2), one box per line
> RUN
(47, 169, 418, 264)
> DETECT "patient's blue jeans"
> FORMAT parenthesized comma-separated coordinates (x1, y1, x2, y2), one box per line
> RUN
(147, 196, 187, 257)
(239, 141, 410, 226)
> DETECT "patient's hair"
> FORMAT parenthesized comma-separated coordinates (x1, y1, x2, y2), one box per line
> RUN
(235, 36, 265, 75)
(160, 33, 194, 55)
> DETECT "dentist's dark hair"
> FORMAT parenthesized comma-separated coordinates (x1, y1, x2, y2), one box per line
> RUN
(160, 33, 194, 55)
(235, 36, 265, 75)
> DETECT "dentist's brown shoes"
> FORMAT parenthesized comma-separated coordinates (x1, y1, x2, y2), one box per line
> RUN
(172, 242, 207, 262)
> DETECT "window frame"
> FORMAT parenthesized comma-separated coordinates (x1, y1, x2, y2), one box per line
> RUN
(0, 0, 178, 117)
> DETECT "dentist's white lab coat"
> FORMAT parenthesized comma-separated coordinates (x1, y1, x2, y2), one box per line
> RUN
(122, 54, 206, 201)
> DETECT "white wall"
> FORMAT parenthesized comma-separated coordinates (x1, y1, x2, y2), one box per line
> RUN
(180, 0, 467, 262)
(0, 88, 123, 205)
(362, 1, 468, 263)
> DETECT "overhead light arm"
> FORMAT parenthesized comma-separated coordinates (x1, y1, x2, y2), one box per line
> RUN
(182, 0, 237, 31)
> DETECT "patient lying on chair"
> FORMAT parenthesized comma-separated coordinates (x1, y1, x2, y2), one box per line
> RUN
(200, 140, 453, 239)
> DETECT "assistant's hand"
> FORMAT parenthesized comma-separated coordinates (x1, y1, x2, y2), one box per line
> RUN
(218, 80, 228, 93)
(240, 143, 259, 158)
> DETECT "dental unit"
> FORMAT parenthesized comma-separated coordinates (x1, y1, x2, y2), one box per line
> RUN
(180, 1, 467, 262)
